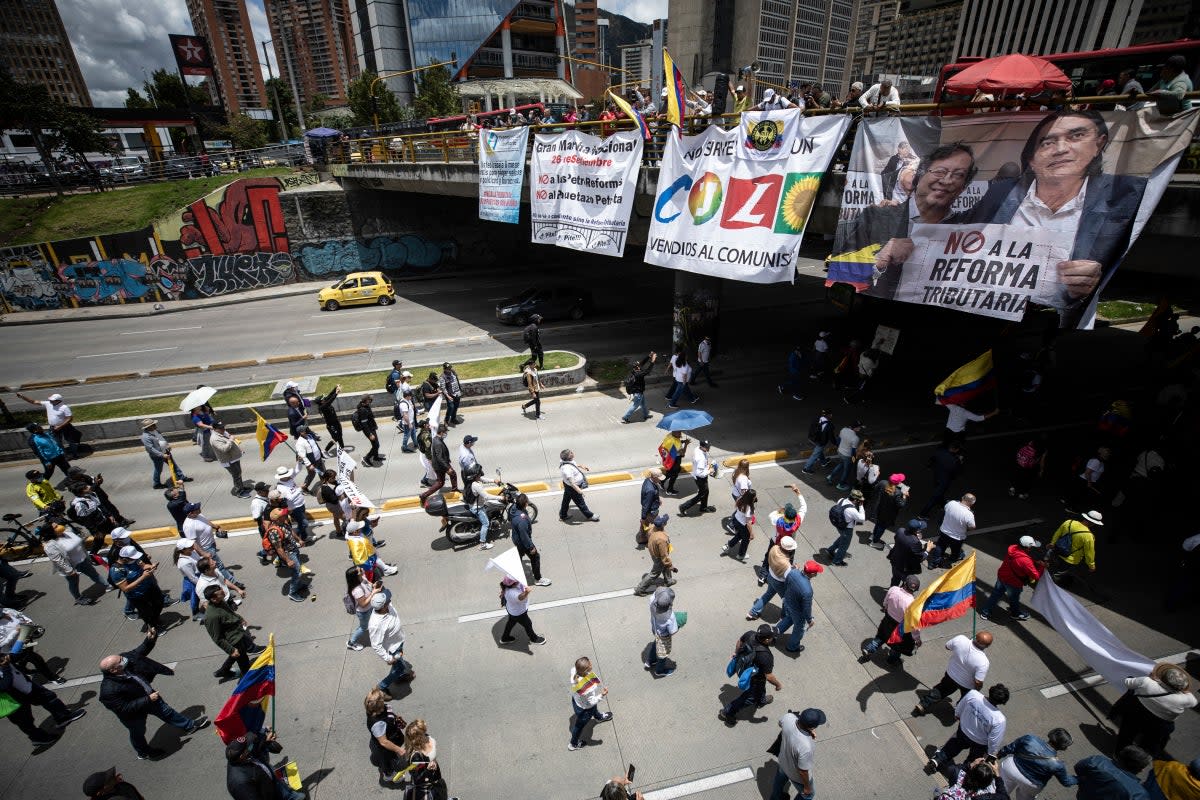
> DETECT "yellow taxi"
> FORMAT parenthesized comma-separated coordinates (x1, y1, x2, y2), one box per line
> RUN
(317, 271, 395, 310)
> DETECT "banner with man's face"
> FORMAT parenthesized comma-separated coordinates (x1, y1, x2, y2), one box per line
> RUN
(827, 109, 1199, 328)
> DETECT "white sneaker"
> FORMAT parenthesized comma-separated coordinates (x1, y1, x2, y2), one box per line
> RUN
(481, 542, 494, 550)
(535, 578, 552, 586)
(383, 565, 399, 576)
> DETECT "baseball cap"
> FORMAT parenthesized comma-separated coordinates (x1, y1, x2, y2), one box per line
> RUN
(370, 593, 389, 610)
(699, 440, 710, 449)
(1019, 534, 1042, 548)
(183, 502, 201, 513)
(889, 473, 906, 483)
(175, 538, 196, 550)
(803, 560, 824, 575)
(254, 481, 270, 492)
(463, 435, 478, 445)
(735, 84, 744, 91)
(110, 527, 132, 540)
(779, 536, 797, 552)
(82, 767, 117, 795)
(401, 371, 412, 378)
(346, 520, 365, 533)
(225, 731, 259, 761)
(783, 503, 798, 521)
(118, 545, 140, 559)
(653, 514, 670, 527)
(48, 393, 63, 402)
(799, 708, 827, 728)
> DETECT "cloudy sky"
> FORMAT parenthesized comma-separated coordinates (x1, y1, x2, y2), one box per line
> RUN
(58, 0, 666, 107)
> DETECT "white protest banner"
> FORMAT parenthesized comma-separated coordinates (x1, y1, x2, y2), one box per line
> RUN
(529, 129, 643, 257)
(484, 546, 527, 589)
(737, 107, 806, 160)
(828, 108, 1200, 328)
(645, 114, 850, 283)
(889, 223, 1074, 322)
(478, 126, 529, 223)
(335, 447, 357, 482)
(337, 478, 376, 509)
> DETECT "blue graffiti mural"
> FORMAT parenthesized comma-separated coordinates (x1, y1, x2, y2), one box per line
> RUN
(61, 258, 157, 304)
(296, 236, 456, 276)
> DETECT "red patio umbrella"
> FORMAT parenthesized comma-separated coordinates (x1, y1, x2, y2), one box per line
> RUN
(944, 54, 1072, 95)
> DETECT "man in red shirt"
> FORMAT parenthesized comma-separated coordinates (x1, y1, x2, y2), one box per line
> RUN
(979, 534, 1044, 621)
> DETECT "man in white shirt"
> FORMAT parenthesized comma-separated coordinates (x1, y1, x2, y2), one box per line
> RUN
(368, 593, 413, 693)
(459, 435, 480, 473)
(174, 539, 204, 622)
(679, 439, 717, 516)
(943, 403, 998, 446)
(275, 463, 311, 543)
(928, 685, 1010, 773)
(862, 79, 901, 113)
(16, 391, 80, 457)
(691, 335, 715, 387)
(559, 449, 598, 522)
(753, 88, 797, 111)
(822, 489, 867, 566)
(914, 631, 993, 716)
(930, 493, 977, 568)
(827, 421, 865, 491)
(181, 502, 240, 587)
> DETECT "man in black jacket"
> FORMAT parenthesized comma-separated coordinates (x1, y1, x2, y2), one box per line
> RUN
(888, 520, 931, 587)
(226, 729, 305, 800)
(418, 423, 458, 502)
(523, 314, 544, 369)
(98, 629, 209, 759)
(620, 351, 658, 424)
(352, 396, 382, 467)
(0, 654, 85, 746)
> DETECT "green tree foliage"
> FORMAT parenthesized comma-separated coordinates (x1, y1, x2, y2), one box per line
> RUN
(413, 63, 462, 119)
(0, 66, 112, 195)
(123, 69, 210, 110)
(264, 77, 298, 132)
(348, 70, 403, 127)
(219, 113, 269, 150)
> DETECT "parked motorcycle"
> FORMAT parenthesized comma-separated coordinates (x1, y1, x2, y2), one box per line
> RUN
(423, 467, 538, 545)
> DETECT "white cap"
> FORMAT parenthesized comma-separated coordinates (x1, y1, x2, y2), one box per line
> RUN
(48, 393, 63, 402)
(401, 371, 412, 378)
(110, 527, 132, 540)
(285, 381, 298, 389)
(763, 88, 775, 99)
(1018, 535, 1041, 548)
(346, 520, 365, 533)
(118, 545, 140, 559)
(735, 85, 744, 92)
(661, 87, 668, 97)
(175, 538, 196, 550)
(780, 536, 797, 551)
(366, 513, 381, 522)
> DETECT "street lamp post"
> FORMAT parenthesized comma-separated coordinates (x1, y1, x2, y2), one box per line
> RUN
(261, 41, 288, 143)
(371, 55, 458, 132)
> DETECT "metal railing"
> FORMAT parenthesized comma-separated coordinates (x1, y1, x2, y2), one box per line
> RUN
(327, 92, 1200, 173)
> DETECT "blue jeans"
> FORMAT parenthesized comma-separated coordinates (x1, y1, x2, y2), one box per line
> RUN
(827, 526, 853, 564)
(349, 609, 371, 644)
(827, 455, 852, 487)
(180, 576, 199, 616)
(770, 768, 813, 800)
(445, 395, 461, 423)
(749, 572, 786, 618)
(776, 599, 809, 651)
(378, 651, 412, 691)
(570, 699, 603, 745)
(668, 381, 696, 405)
(802, 446, 829, 471)
(981, 582, 1024, 616)
(122, 697, 196, 755)
(201, 547, 237, 584)
(622, 392, 648, 422)
(285, 546, 304, 597)
(475, 508, 490, 544)
(65, 559, 105, 599)
(149, 454, 187, 486)
(289, 507, 310, 541)
(400, 424, 415, 450)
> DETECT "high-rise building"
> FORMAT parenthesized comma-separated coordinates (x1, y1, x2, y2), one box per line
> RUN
(1132, 0, 1200, 44)
(848, 0, 900, 85)
(875, 0, 962, 97)
(350, 0, 570, 105)
(954, 0, 1142, 57)
(574, 0, 598, 61)
(0, 0, 91, 107)
(186, 0, 269, 115)
(265, 0, 359, 108)
(620, 38, 652, 89)
(667, 0, 857, 97)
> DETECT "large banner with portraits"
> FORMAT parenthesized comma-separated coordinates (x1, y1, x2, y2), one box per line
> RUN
(827, 108, 1200, 328)
(646, 111, 850, 283)
(529, 129, 643, 257)
(478, 126, 530, 224)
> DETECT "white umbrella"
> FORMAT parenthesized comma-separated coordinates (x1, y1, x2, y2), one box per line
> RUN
(179, 386, 216, 413)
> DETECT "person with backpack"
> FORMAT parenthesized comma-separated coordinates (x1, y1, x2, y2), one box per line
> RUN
(928, 493, 978, 569)
(800, 410, 834, 473)
(345, 567, 381, 652)
(868, 473, 909, 549)
(520, 358, 543, 419)
(978, 535, 1044, 621)
(1008, 437, 1047, 499)
(396, 382, 418, 451)
(351, 395, 383, 467)
(821, 489, 866, 567)
(523, 314, 544, 369)
(385, 360, 404, 417)
(620, 351, 658, 424)
(1047, 510, 1101, 581)
(363, 687, 407, 783)
(718, 625, 782, 725)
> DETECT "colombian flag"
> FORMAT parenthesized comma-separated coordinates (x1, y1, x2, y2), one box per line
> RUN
(889, 553, 976, 644)
(825, 244, 882, 291)
(663, 48, 686, 130)
(607, 89, 650, 140)
(934, 350, 996, 406)
(214, 634, 275, 744)
(572, 671, 601, 697)
(658, 433, 682, 471)
(347, 535, 378, 580)
(253, 410, 288, 461)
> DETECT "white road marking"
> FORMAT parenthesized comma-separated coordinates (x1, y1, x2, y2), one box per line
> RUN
(302, 326, 385, 336)
(458, 587, 635, 623)
(118, 326, 202, 335)
(642, 767, 755, 800)
(76, 347, 178, 358)
(1039, 650, 1199, 698)
(54, 663, 178, 690)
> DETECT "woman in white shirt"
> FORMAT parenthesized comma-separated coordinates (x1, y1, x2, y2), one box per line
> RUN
(722, 488, 757, 563)
(730, 459, 752, 504)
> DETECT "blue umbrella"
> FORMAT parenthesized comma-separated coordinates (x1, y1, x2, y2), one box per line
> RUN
(304, 127, 342, 138)
(656, 409, 713, 431)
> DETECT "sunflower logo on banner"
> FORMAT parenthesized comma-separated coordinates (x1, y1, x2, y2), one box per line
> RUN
(774, 173, 822, 234)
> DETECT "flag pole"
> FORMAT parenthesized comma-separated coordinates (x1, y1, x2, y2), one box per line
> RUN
(269, 633, 276, 731)
(251, 408, 298, 456)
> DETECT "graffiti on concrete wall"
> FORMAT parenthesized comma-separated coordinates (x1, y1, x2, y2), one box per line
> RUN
(188, 252, 294, 297)
(295, 235, 456, 276)
(169, 177, 289, 257)
(279, 172, 320, 189)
